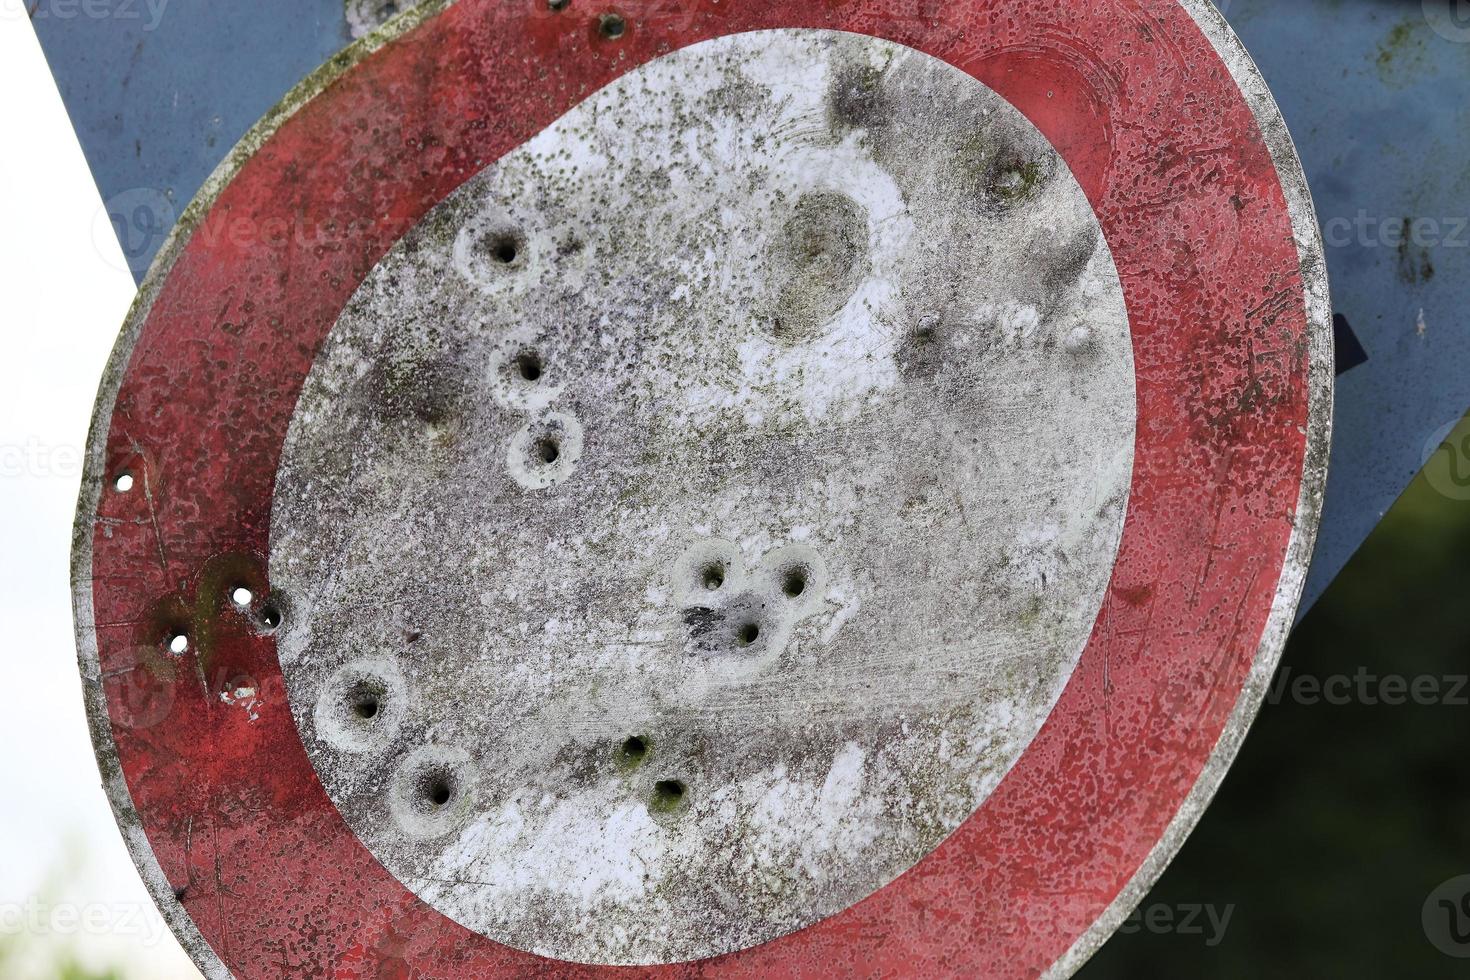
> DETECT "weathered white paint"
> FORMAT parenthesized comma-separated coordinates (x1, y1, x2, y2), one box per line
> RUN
(271, 29, 1135, 966)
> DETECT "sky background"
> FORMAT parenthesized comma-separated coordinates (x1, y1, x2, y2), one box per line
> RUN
(0, 12, 198, 978)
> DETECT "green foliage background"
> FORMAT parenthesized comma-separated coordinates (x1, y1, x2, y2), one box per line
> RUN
(1085, 462, 1470, 977)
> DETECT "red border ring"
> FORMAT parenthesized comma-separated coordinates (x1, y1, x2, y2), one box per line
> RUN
(73, 1, 1331, 976)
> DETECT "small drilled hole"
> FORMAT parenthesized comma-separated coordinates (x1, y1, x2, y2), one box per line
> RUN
(736, 622, 760, 647)
(259, 604, 282, 630)
(652, 779, 687, 811)
(598, 12, 626, 38)
(620, 735, 649, 763)
(534, 438, 561, 465)
(548, 0, 570, 10)
(700, 563, 725, 591)
(231, 586, 254, 607)
(515, 352, 543, 382)
(114, 473, 134, 493)
(782, 568, 808, 598)
(167, 633, 189, 655)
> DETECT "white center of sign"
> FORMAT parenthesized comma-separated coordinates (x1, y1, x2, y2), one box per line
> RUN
(271, 29, 1136, 966)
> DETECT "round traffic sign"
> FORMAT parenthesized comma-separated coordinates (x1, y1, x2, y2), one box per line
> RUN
(73, 1, 1330, 976)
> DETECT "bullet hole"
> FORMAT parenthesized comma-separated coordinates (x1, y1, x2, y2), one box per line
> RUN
(259, 603, 282, 631)
(700, 562, 726, 591)
(534, 437, 561, 465)
(736, 622, 761, 647)
(515, 351, 544, 382)
(829, 59, 888, 132)
(422, 771, 457, 809)
(478, 231, 524, 266)
(651, 779, 687, 812)
(348, 682, 383, 721)
(508, 413, 583, 489)
(619, 735, 650, 767)
(782, 567, 809, 598)
(231, 586, 254, 608)
(981, 153, 1050, 207)
(912, 314, 940, 345)
(598, 12, 626, 39)
(167, 633, 189, 655)
(390, 749, 475, 837)
(114, 473, 134, 493)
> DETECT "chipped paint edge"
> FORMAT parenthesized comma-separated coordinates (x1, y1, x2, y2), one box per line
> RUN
(68, 3, 457, 976)
(1044, 0, 1334, 976)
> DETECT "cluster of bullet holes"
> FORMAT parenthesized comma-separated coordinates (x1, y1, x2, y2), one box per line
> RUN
(310, 660, 494, 838)
(674, 540, 828, 661)
(577, 542, 833, 823)
(453, 211, 585, 489)
(316, 659, 464, 840)
(157, 582, 283, 661)
(234, 584, 283, 634)
(613, 734, 691, 816)
(490, 336, 583, 490)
